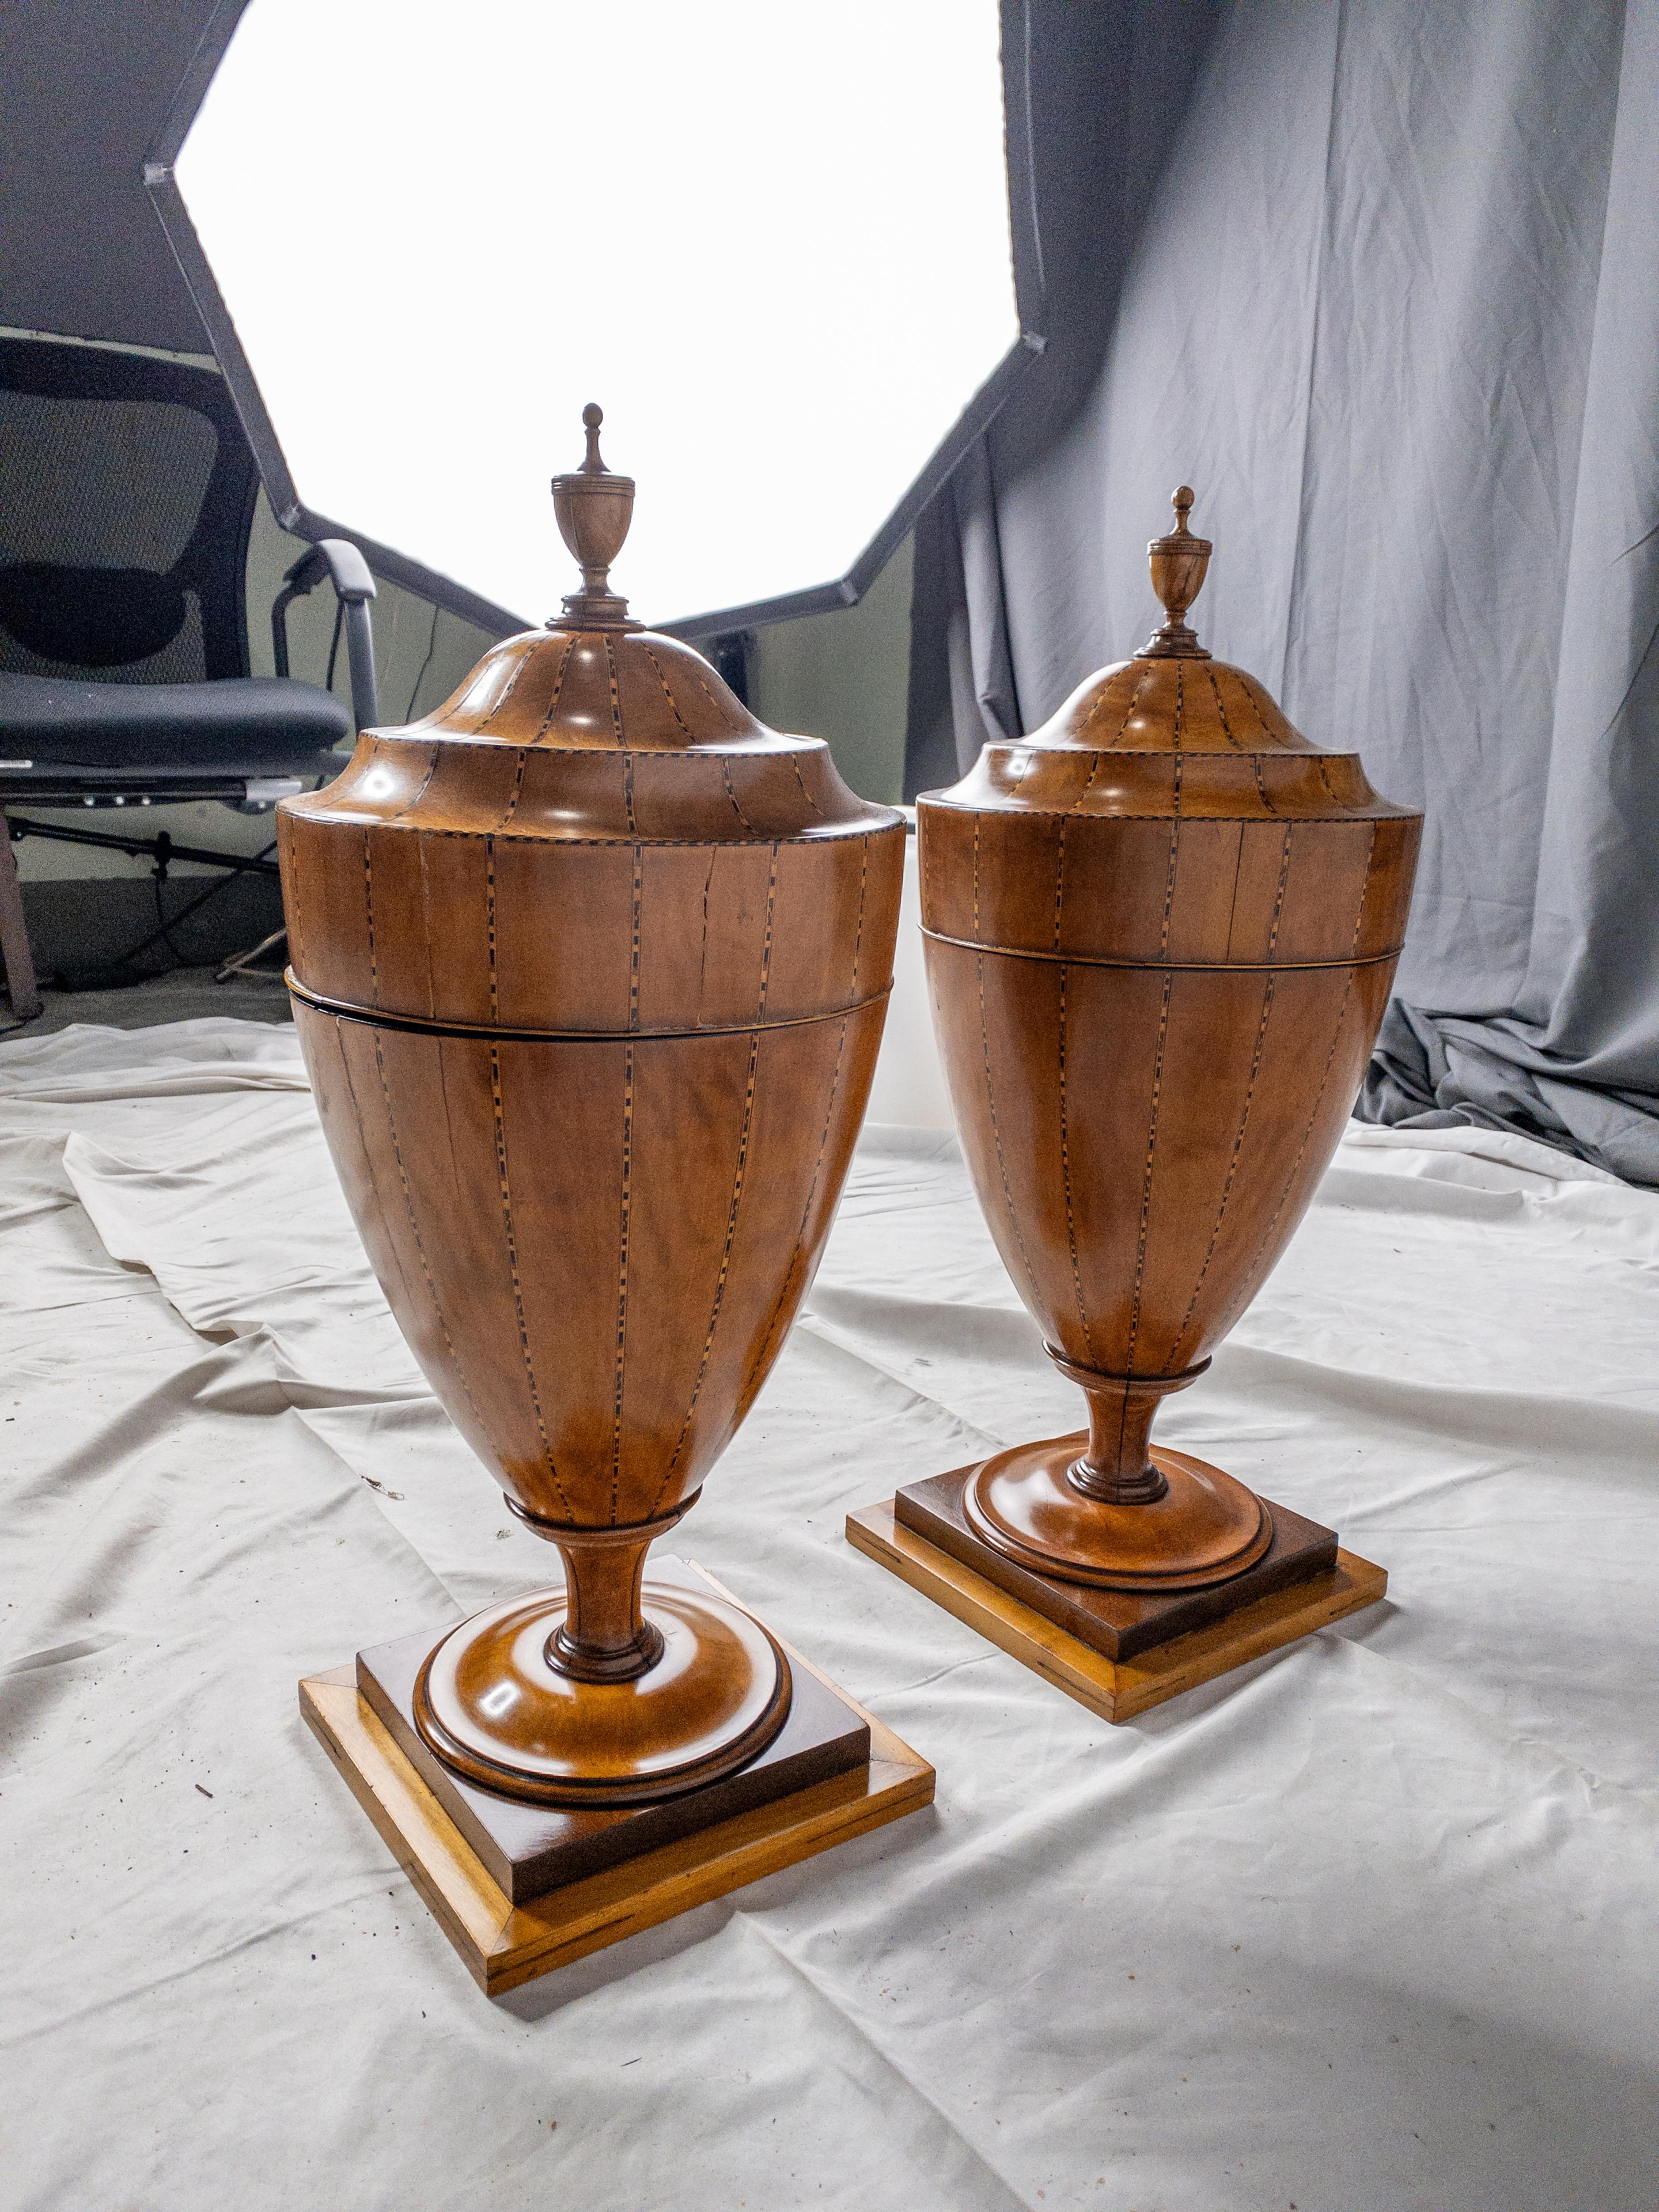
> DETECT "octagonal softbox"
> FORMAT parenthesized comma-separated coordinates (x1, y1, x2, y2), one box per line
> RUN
(149, 0, 1042, 637)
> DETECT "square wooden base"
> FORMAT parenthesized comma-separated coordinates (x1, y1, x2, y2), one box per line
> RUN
(895, 1462, 1344, 1660)
(358, 1557, 873, 1904)
(300, 1569, 934, 1997)
(846, 1496, 1386, 1724)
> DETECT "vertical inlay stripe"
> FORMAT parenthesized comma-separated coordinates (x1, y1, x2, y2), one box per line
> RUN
(977, 948, 1043, 1310)
(622, 750, 638, 838)
(361, 827, 380, 1007)
(1266, 824, 1293, 956)
(1157, 749, 1184, 958)
(1056, 963, 1096, 1365)
(850, 835, 869, 996)
(365, 1027, 485, 1435)
(646, 847, 781, 1515)
(1206, 665, 1246, 751)
(494, 748, 529, 831)
(488, 1041, 569, 1514)
(1168, 973, 1277, 1366)
(640, 642, 695, 740)
(1237, 824, 1381, 1294)
(721, 760, 755, 832)
(790, 755, 824, 816)
(1120, 968, 1175, 1452)
(485, 832, 498, 1022)
(609, 1038, 634, 1524)
(748, 1013, 851, 1384)
(1074, 662, 1154, 812)
(473, 638, 535, 733)
(530, 634, 579, 743)
(388, 739, 442, 825)
(1166, 823, 1295, 1358)
(627, 845, 643, 1035)
(603, 633, 624, 746)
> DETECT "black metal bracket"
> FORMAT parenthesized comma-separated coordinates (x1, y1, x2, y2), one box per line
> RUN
(5, 813, 281, 876)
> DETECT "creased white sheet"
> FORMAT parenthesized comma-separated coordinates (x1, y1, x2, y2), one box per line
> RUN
(1, 1017, 1654, 2212)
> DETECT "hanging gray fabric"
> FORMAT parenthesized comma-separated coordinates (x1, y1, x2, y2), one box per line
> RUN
(916, 0, 1659, 1185)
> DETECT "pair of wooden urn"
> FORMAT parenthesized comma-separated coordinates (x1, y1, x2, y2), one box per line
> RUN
(284, 418, 1417, 1985)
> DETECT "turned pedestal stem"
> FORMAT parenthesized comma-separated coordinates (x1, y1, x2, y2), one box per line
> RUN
(505, 1491, 699, 1684)
(1050, 1353, 1213, 1509)
(961, 1348, 1268, 1591)
(417, 1482, 795, 1806)
(1069, 1382, 1171, 1505)
(547, 1531, 666, 1681)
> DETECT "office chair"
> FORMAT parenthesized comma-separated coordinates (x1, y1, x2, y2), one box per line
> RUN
(0, 333, 376, 1019)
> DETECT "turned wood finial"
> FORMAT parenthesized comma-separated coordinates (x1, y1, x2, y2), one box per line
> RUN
(551, 402, 639, 629)
(1139, 484, 1213, 659)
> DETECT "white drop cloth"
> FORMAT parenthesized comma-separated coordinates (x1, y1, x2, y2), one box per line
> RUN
(1, 1017, 1654, 2212)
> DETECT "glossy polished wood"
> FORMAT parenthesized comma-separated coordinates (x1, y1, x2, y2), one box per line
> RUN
(963, 1437, 1271, 1589)
(846, 1498, 1387, 1725)
(280, 410, 903, 1806)
(895, 1463, 1340, 1658)
(916, 491, 1421, 1594)
(300, 1566, 935, 1995)
(415, 1582, 791, 1807)
(362, 1559, 871, 1899)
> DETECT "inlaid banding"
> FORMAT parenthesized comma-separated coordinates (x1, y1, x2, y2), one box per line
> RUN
(919, 930, 1405, 974)
(285, 976, 893, 1042)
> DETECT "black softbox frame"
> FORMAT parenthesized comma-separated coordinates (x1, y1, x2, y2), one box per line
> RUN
(3, 0, 1047, 642)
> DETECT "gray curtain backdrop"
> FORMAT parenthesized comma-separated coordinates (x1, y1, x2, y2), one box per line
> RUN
(911, 0, 1659, 1185)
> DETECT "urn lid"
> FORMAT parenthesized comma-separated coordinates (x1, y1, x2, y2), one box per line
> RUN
(400, 404, 834, 758)
(927, 489, 1415, 823)
(1040, 487, 1317, 761)
(277, 409, 903, 1038)
(282, 400, 900, 828)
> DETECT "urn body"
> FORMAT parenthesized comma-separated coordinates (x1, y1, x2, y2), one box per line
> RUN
(281, 637, 902, 1535)
(917, 509, 1421, 1590)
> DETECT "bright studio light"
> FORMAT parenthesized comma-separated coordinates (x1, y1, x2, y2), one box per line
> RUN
(176, 1, 1017, 628)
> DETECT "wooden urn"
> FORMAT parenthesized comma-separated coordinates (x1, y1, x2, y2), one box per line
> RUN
(902, 491, 1421, 1646)
(279, 410, 903, 1812)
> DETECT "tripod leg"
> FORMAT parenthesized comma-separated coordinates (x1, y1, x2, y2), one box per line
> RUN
(0, 808, 43, 1021)
(215, 926, 289, 983)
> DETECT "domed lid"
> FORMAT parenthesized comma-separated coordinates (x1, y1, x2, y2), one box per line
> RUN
(278, 409, 902, 1038)
(1035, 486, 1317, 759)
(285, 405, 898, 843)
(403, 403, 820, 760)
(925, 489, 1415, 823)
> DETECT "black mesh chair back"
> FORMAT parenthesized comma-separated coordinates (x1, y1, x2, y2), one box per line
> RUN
(0, 332, 377, 1017)
(0, 334, 258, 684)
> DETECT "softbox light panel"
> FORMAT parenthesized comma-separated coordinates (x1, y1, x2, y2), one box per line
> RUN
(171, 0, 1024, 633)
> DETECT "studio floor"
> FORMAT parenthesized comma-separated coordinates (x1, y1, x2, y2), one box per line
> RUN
(0, 961, 295, 1039)
(2, 1015, 1656, 2212)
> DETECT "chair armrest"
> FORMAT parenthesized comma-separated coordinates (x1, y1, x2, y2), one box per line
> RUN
(272, 537, 380, 732)
(289, 538, 376, 603)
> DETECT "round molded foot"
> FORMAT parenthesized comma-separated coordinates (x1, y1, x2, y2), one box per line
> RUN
(963, 1434, 1271, 1592)
(414, 1582, 791, 1807)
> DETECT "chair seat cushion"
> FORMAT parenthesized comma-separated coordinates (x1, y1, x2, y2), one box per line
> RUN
(0, 671, 354, 775)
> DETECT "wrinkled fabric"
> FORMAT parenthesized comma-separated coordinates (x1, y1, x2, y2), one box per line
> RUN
(2, 1017, 1657, 2212)
(919, 0, 1659, 1183)
(1357, 996, 1659, 1182)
